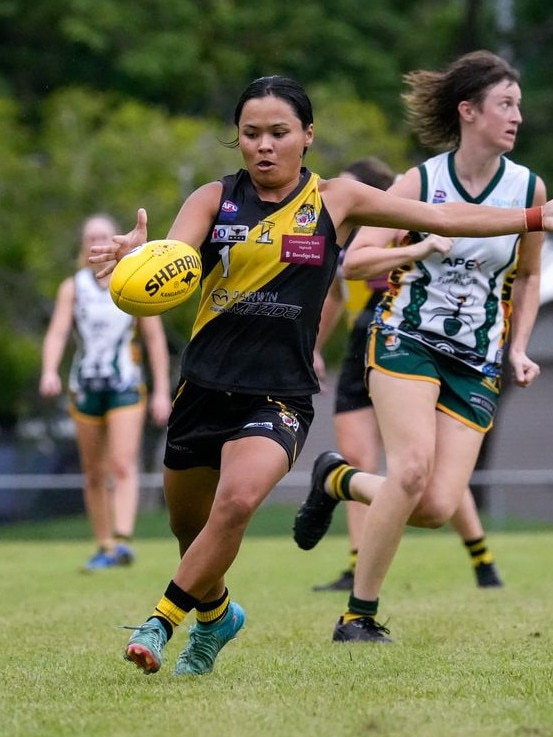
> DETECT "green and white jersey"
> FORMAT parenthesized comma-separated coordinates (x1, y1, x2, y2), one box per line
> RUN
(70, 268, 143, 392)
(374, 151, 537, 376)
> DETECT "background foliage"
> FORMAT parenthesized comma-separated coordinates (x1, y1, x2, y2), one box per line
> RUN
(1, 0, 552, 424)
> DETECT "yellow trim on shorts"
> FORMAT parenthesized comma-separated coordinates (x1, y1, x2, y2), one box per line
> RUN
(370, 364, 440, 385)
(68, 404, 105, 425)
(437, 402, 492, 434)
(68, 390, 147, 423)
(69, 399, 146, 424)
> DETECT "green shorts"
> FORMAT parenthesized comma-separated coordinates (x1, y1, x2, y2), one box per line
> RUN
(367, 328, 501, 432)
(69, 386, 145, 420)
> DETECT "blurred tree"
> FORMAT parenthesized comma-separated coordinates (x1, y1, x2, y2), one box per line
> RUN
(0, 0, 552, 426)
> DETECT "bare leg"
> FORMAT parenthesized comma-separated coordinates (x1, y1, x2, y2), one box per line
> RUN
(450, 488, 484, 540)
(351, 370, 484, 601)
(168, 436, 290, 601)
(334, 406, 381, 548)
(106, 403, 147, 538)
(74, 417, 111, 547)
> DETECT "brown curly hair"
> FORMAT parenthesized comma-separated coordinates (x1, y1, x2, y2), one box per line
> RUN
(402, 50, 520, 151)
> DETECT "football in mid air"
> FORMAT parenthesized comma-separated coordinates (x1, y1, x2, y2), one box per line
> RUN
(109, 239, 202, 316)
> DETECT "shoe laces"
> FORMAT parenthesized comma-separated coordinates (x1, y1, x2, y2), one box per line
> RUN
(120, 622, 166, 648)
(188, 627, 221, 661)
(356, 616, 391, 636)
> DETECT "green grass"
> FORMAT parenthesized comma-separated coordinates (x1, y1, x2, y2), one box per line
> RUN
(1, 509, 552, 737)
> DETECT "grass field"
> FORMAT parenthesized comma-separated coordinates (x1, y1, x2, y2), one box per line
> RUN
(1, 505, 552, 737)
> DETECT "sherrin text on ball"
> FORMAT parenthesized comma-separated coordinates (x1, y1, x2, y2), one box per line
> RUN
(109, 239, 202, 316)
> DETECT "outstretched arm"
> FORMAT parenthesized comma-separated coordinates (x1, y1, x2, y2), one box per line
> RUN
(88, 182, 223, 277)
(324, 171, 548, 245)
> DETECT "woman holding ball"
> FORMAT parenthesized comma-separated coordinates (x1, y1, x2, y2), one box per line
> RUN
(90, 71, 550, 675)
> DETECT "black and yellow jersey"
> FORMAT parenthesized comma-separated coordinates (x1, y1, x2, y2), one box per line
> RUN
(180, 168, 339, 395)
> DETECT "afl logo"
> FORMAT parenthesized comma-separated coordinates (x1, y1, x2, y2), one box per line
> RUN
(221, 200, 238, 214)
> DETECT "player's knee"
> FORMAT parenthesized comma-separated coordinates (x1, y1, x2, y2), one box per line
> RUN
(110, 457, 138, 482)
(414, 498, 453, 528)
(391, 453, 433, 500)
(212, 486, 260, 529)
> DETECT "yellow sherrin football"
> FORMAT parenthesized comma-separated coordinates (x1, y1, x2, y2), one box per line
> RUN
(109, 239, 202, 316)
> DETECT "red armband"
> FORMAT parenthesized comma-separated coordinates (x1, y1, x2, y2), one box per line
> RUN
(524, 206, 544, 232)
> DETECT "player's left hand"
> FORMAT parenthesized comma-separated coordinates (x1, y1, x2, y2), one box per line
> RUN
(509, 349, 540, 387)
(89, 208, 148, 278)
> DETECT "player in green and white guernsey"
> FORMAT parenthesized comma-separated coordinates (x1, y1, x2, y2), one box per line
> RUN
(40, 214, 172, 572)
(71, 267, 142, 394)
(376, 151, 536, 375)
(292, 51, 547, 645)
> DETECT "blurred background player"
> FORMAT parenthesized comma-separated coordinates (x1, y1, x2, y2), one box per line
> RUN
(39, 213, 172, 571)
(311, 157, 502, 591)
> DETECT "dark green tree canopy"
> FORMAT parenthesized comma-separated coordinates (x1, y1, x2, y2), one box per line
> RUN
(0, 0, 552, 423)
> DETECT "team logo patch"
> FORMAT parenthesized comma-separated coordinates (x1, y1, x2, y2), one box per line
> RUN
(294, 204, 317, 232)
(279, 411, 299, 432)
(211, 224, 249, 242)
(481, 375, 500, 394)
(432, 189, 447, 204)
(384, 333, 401, 351)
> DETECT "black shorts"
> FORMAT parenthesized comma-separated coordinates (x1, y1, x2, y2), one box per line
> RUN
(334, 288, 386, 415)
(164, 380, 314, 471)
(334, 319, 372, 414)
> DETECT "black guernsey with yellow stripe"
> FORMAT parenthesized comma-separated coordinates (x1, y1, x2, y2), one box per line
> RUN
(180, 168, 339, 395)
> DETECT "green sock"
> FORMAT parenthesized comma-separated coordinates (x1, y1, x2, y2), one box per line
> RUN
(343, 594, 379, 623)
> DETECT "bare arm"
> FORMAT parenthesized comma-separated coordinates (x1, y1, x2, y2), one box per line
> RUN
(316, 277, 345, 352)
(313, 276, 345, 388)
(137, 315, 173, 426)
(508, 177, 547, 387)
(323, 172, 552, 245)
(89, 183, 223, 277)
(39, 278, 75, 397)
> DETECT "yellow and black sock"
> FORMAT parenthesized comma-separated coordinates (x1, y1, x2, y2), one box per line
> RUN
(195, 588, 230, 625)
(343, 594, 379, 623)
(464, 537, 494, 567)
(326, 464, 360, 501)
(150, 580, 200, 640)
(348, 549, 358, 574)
